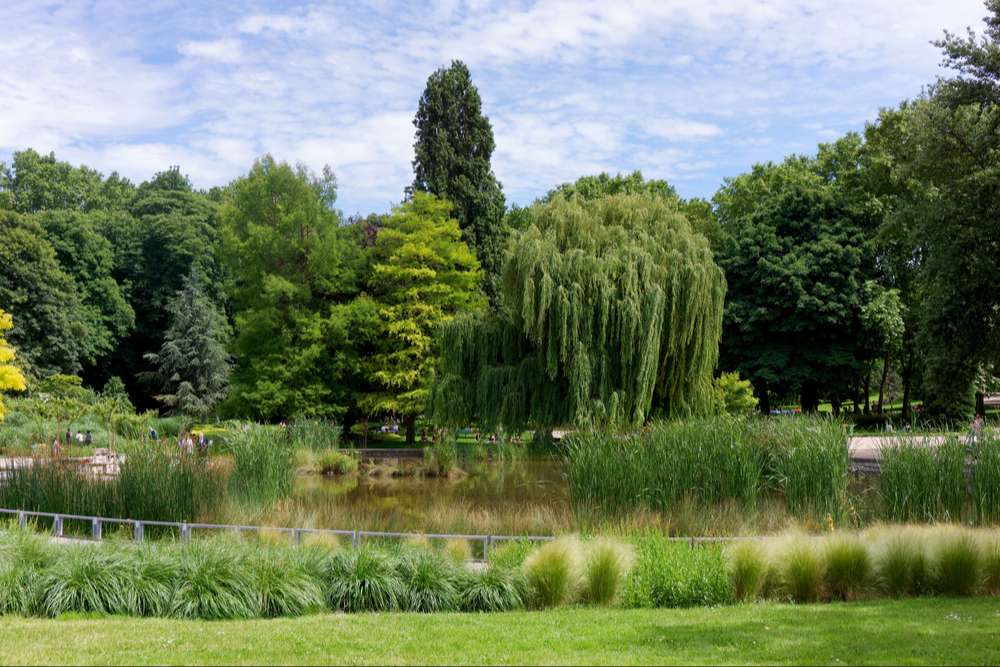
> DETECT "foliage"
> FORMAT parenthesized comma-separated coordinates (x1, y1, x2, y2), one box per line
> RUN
(411, 60, 506, 304)
(622, 535, 731, 608)
(323, 549, 403, 613)
(823, 536, 871, 601)
(226, 424, 297, 504)
(396, 550, 461, 612)
(143, 271, 231, 417)
(0, 148, 134, 213)
(780, 542, 824, 603)
(316, 450, 357, 476)
(580, 538, 634, 606)
(432, 192, 725, 430)
(0, 309, 27, 421)
(728, 541, 767, 601)
(170, 540, 258, 620)
(713, 372, 758, 415)
(523, 537, 582, 608)
(879, 437, 967, 522)
(364, 192, 484, 442)
(458, 566, 527, 612)
(932, 531, 981, 597)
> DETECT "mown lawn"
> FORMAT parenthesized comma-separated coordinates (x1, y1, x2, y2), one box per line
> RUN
(1, 598, 998, 665)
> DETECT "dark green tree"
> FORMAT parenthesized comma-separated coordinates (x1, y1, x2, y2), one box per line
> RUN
(143, 272, 232, 418)
(431, 192, 725, 430)
(0, 148, 134, 213)
(0, 211, 90, 375)
(411, 60, 506, 305)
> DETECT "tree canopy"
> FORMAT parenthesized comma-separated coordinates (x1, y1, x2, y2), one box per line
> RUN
(0, 308, 27, 421)
(431, 192, 725, 430)
(411, 60, 506, 305)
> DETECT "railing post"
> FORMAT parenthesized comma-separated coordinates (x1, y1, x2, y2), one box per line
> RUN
(17, 511, 25, 530)
(53, 515, 63, 537)
(134, 521, 144, 542)
(352, 530, 359, 549)
(484, 535, 492, 562)
(293, 528, 301, 547)
(91, 518, 102, 541)
(181, 523, 191, 541)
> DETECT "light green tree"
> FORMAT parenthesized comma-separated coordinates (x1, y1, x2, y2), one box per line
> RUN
(0, 308, 27, 421)
(365, 192, 485, 443)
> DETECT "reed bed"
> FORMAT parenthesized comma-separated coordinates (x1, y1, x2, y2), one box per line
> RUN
(566, 417, 847, 521)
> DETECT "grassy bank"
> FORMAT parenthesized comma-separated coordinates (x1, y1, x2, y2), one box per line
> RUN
(1, 598, 998, 665)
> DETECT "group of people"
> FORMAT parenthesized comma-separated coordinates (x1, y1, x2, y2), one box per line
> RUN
(177, 431, 211, 456)
(46, 429, 94, 458)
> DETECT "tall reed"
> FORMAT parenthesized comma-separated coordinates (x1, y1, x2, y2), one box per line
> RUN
(227, 425, 297, 504)
(879, 437, 966, 522)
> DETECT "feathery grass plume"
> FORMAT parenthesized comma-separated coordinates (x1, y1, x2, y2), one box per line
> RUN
(299, 531, 344, 550)
(781, 540, 824, 603)
(248, 548, 325, 617)
(396, 550, 461, 612)
(621, 534, 731, 608)
(981, 538, 1000, 594)
(823, 536, 871, 601)
(728, 540, 767, 601)
(932, 529, 981, 597)
(443, 538, 473, 564)
(580, 538, 634, 606)
(169, 540, 258, 620)
(324, 549, 403, 613)
(459, 567, 528, 612)
(41, 546, 139, 616)
(488, 540, 535, 570)
(523, 537, 583, 608)
(404, 535, 434, 552)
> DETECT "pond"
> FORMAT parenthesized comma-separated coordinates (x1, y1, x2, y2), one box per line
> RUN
(231, 457, 574, 537)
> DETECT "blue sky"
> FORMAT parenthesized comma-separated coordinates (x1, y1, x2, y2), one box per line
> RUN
(1, 1, 989, 216)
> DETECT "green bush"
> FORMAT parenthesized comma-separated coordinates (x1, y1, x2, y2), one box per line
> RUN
(713, 372, 758, 415)
(622, 536, 731, 608)
(523, 537, 581, 608)
(249, 548, 325, 617)
(459, 567, 527, 612)
(169, 541, 258, 620)
(324, 549, 402, 613)
(982, 539, 1000, 594)
(728, 541, 767, 601)
(823, 536, 871, 601)
(316, 450, 357, 475)
(40, 546, 137, 617)
(396, 551, 460, 612)
(876, 534, 930, 597)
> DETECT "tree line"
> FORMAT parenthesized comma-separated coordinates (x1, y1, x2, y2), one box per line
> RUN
(3, 5, 1000, 435)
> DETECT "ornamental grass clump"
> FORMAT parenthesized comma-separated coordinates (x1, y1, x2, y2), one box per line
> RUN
(780, 540, 824, 603)
(396, 550, 460, 612)
(324, 549, 403, 613)
(459, 567, 528, 612)
(40, 546, 138, 617)
(823, 536, 872, 601)
(580, 538, 634, 606)
(169, 540, 258, 620)
(876, 533, 931, 597)
(932, 530, 981, 597)
(249, 548, 325, 617)
(523, 537, 583, 608)
(981, 538, 1000, 594)
(728, 541, 767, 601)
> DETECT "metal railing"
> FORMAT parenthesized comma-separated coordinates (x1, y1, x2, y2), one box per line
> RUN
(0, 507, 554, 561)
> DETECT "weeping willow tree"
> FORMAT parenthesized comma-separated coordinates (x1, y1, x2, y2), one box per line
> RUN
(430, 193, 726, 430)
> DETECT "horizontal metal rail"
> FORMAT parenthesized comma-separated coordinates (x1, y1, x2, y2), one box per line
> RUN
(0, 507, 553, 559)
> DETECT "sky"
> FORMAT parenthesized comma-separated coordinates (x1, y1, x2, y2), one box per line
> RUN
(0, 0, 990, 216)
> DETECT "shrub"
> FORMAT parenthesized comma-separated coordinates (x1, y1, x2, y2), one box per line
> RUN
(488, 540, 535, 570)
(316, 450, 357, 476)
(523, 537, 582, 608)
(459, 567, 527, 612)
(396, 551, 460, 612)
(981, 539, 1000, 595)
(728, 541, 767, 601)
(580, 538, 633, 606)
(622, 536, 731, 608)
(129, 547, 177, 617)
(876, 533, 930, 597)
(823, 537, 871, 601)
(933, 531, 981, 597)
(713, 372, 758, 415)
(781, 541, 823, 603)
(169, 541, 258, 620)
(0, 563, 42, 616)
(324, 549, 402, 612)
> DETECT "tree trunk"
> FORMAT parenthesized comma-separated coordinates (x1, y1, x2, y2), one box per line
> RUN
(877, 352, 890, 414)
(404, 414, 416, 445)
(800, 382, 819, 413)
(976, 391, 986, 417)
(755, 381, 771, 415)
(853, 378, 862, 415)
(863, 368, 871, 416)
(831, 393, 842, 417)
(901, 354, 913, 423)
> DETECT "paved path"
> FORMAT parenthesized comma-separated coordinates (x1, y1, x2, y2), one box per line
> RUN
(848, 435, 949, 461)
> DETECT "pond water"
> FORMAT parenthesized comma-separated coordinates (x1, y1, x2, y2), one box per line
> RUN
(244, 457, 573, 536)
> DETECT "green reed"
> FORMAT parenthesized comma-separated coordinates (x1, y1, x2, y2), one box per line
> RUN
(879, 436, 966, 523)
(226, 424, 297, 504)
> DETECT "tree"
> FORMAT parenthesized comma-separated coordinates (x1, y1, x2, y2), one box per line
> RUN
(411, 61, 506, 305)
(0, 211, 91, 375)
(715, 158, 871, 413)
(221, 156, 378, 421)
(859, 281, 906, 414)
(0, 148, 134, 213)
(544, 171, 679, 203)
(365, 192, 485, 443)
(431, 192, 725, 431)
(0, 308, 27, 421)
(143, 272, 232, 418)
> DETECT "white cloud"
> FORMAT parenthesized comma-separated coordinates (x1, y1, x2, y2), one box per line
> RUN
(178, 38, 244, 63)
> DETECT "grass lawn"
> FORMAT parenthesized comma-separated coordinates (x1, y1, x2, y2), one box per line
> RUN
(2, 598, 999, 665)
